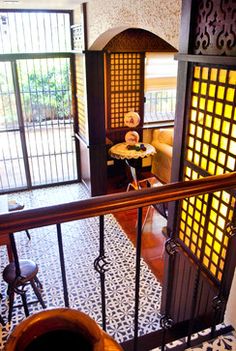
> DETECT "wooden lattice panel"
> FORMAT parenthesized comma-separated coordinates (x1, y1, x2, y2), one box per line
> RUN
(179, 170, 234, 281)
(186, 66, 236, 175)
(107, 53, 144, 130)
(203, 191, 234, 282)
(179, 193, 208, 260)
(76, 54, 88, 140)
(178, 65, 236, 282)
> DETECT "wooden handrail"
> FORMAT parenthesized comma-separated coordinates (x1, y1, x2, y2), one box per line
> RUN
(0, 172, 236, 235)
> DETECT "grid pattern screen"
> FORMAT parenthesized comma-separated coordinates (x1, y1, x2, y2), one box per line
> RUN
(179, 167, 234, 282)
(203, 191, 234, 282)
(76, 54, 88, 141)
(107, 53, 144, 130)
(179, 193, 207, 261)
(186, 66, 236, 175)
(178, 65, 236, 282)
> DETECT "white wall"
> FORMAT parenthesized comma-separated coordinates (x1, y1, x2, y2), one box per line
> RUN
(225, 268, 236, 328)
(75, 0, 182, 50)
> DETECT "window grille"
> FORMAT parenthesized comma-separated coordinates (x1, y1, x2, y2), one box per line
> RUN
(0, 11, 71, 54)
(144, 52, 177, 124)
(0, 11, 76, 190)
(144, 89, 176, 123)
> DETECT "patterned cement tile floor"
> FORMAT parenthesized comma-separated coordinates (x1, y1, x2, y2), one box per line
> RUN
(0, 183, 162, 349)
(2, 183, 235, 351)
(185, 330, 236, 351)
(151, 328, 236, 351)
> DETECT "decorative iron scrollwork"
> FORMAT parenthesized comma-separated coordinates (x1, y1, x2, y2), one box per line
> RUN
(165, 238, 179, 256)
(212, 295, 225, 311)
(192, 0, 236, 56)
(94, 255, 109, 274)
(225, 220, 236, 237)
(160, 315, 174, 330)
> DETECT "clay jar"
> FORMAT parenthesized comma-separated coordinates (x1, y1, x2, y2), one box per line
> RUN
(5, 308, 123, 351)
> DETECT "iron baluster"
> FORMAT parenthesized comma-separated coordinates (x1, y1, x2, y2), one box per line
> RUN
(56, 223, 69, 307)
(9, 232, 29, 316)
(160, 314, 174, 351)
(160, 236, 178, 351)
(94, 215, 108, 331)
(165, 237, 179, 256)
(133, 207, 143, 351)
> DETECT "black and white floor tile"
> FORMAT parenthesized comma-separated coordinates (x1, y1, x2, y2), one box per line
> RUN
(0, 183, 162, 349)
(185, 330, 236, 351)
(150, 326, 236, 351)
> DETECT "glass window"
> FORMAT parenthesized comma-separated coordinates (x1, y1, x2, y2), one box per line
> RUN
(0, 11, 71, 54)
(144, 52, 178, 124)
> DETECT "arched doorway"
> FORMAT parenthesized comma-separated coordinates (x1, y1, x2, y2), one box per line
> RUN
(77, 27, 176, 196)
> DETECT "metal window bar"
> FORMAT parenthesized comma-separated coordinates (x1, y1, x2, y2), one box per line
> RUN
(0, 62, 27, 190)
(144, 89, 176, 123)
(17, 57, 76, 187)
(17, 59, 41, 185)
(0, 11, 75, 191)
(0, 11, 71, 54)
(11, 60, 32, 189)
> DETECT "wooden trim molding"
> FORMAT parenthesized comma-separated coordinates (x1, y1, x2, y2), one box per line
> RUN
(0, 171, 236, 234)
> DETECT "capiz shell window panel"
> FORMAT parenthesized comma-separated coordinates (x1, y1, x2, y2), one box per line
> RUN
(106, 53, 145, 130)
(178, 65, 236, 283)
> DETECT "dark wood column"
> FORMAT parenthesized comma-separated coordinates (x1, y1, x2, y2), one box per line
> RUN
(84, 51, 107, 196)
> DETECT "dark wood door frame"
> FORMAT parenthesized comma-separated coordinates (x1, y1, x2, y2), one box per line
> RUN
(84, 51, 107, 196)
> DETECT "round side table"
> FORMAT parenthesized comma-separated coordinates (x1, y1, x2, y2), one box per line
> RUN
(109, 142, 156, 190)
(109, 142, 156, 161)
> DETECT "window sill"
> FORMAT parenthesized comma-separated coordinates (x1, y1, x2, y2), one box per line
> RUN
(143, 121, 174, 129)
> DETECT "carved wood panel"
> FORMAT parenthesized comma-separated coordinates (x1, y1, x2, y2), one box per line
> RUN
(104, 28, 176, 53)
(191, 0, 236, 56)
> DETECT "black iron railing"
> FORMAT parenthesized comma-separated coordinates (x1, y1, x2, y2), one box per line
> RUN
(0, 172, 236, 350)
(144, 89, 176, 124)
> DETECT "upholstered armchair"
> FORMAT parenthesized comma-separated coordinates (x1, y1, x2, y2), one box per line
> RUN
(151, 128, 174, 184)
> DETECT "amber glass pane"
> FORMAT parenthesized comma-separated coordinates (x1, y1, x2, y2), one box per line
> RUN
(186, 66, 236, 175)
(178, 65, 236, 282)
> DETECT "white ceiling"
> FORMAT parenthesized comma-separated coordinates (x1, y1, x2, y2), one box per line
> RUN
(0, 0, 84, 10)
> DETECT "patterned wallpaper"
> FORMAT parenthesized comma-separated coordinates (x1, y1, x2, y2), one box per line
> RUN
(75, 0, 181, 50)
